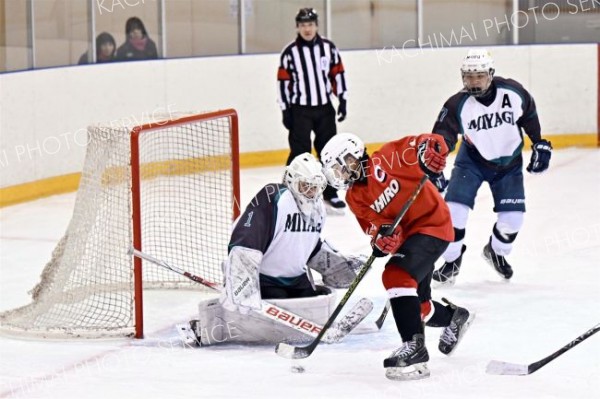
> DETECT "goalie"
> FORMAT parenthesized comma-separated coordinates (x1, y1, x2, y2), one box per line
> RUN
(178, 153, 369, 346)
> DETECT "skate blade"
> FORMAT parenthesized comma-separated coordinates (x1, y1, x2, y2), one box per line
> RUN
(432, 275, 456, 288)
(325, 204, 345, 216)
(481, 253, 512, 280)
(385, 364, 430, 381)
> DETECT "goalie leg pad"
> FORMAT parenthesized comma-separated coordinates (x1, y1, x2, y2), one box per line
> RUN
(220, 246, 262, 314)
(197, 287, 336, 345)
(308, 240, 364, 288)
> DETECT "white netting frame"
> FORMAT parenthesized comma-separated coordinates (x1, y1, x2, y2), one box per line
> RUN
(0, 110, 239, 339)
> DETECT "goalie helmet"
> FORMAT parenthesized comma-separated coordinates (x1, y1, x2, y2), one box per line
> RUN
(283, 153, 327, 225)
(461, 48, 495, 97)
(321, 133, 365, 190)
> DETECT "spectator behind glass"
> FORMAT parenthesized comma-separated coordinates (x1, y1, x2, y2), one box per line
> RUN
(116, 17, 158, 61)
(78, 32, 116, 65)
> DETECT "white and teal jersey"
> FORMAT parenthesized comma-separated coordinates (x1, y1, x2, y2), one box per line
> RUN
(433, 77, 541, 167)
(229, 184, 325, 279)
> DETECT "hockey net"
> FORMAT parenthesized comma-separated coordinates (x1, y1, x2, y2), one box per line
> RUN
(0, 110, 240, 338)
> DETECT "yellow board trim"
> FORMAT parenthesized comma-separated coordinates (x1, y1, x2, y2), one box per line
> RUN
(0, 173, 81, 208)
(0, 133, 597, 208)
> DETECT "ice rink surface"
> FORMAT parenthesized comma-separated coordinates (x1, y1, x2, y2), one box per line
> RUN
(1, 148, 599, 398)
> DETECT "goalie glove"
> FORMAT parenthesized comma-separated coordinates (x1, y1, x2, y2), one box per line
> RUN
(307, 240, 365, 288)
(417, 134, 449, 178)
(220, 246, 262, 315)
(371, 223, 404, 258)
(526, 139, 552, 174)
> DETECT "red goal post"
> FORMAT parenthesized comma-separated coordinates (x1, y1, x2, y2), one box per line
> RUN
(0, 109, 240, 339)
(130, 109, 241, 338)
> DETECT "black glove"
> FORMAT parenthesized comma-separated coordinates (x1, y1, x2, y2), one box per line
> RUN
(430, 173, 449, 193)
(526, 139, 552, 174)
(282, 109, 293, 130)
(337, 98, 347, 122)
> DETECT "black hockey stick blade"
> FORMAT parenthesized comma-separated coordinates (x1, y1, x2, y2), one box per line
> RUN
(374, 300, 391, 330)
(486, 322, 600, 375)
(275, 175, 429, 360)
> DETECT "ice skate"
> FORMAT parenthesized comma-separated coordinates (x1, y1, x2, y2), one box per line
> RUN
(324, 197, 346, 215)
(433, 245, 466, 285)
(482, 240, 513, 279)
(384, 334, 430, 381)
(438, 298, 474, 355)
(176, 320, 201, 346)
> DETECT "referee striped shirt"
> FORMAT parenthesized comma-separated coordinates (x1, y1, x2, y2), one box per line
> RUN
(277, 34, 347, 110)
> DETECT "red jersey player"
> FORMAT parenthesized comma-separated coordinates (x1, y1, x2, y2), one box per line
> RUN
(321, 133, 474, 381)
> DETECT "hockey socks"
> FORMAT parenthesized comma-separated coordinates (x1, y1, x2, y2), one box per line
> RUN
(390, 296, 423, 342)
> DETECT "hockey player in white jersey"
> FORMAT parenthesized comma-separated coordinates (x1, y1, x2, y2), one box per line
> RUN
(179, 153, 369, 346)
(432, 49, 552, 284)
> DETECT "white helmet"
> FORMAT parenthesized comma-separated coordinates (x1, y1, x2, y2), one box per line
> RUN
(461, 48, 495, 97)
(283, 153, 327, 224)
(320, 133, 365, 190)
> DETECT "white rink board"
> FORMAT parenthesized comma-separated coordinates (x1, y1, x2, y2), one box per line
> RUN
(0, 44, 597, 187)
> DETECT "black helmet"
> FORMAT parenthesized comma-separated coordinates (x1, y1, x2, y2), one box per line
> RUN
(295, 8, 318, 25)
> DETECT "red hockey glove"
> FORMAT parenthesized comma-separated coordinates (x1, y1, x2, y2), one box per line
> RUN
(417, 134, 449, 177)
(371, 224, 404, 258)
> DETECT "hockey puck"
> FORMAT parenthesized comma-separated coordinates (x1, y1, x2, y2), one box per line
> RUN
(290, 364, 305, 373)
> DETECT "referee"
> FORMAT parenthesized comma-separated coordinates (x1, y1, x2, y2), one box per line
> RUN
(277, 8, 348, 211)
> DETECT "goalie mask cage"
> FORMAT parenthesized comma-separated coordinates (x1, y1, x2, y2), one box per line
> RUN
(0, 109, 240, 339)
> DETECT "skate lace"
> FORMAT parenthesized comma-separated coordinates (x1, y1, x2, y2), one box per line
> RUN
(440, 323, 457, 345)
(494, 252, 506, 267)
(436, 260, 459, 280)
(390, 340, 417, 358)
(450, 261, 460, 275)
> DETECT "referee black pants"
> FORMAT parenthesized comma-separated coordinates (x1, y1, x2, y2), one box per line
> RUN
(286, 103, 338, 200)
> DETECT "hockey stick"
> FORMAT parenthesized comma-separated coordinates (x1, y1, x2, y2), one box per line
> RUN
(129, 248, 371, 342)
(374, 300, 391, 330)
(276, 174, 430, 359)
(486, 323, 600, 375)
(129, 248, 219, 289)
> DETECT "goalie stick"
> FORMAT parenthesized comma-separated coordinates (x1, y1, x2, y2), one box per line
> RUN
(276, 174, 429, 359)
(129, 248, 372, 343)
(486, 323, 600, 375)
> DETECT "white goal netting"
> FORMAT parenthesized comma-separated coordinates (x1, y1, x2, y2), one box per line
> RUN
(0, 110, 239, 338)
